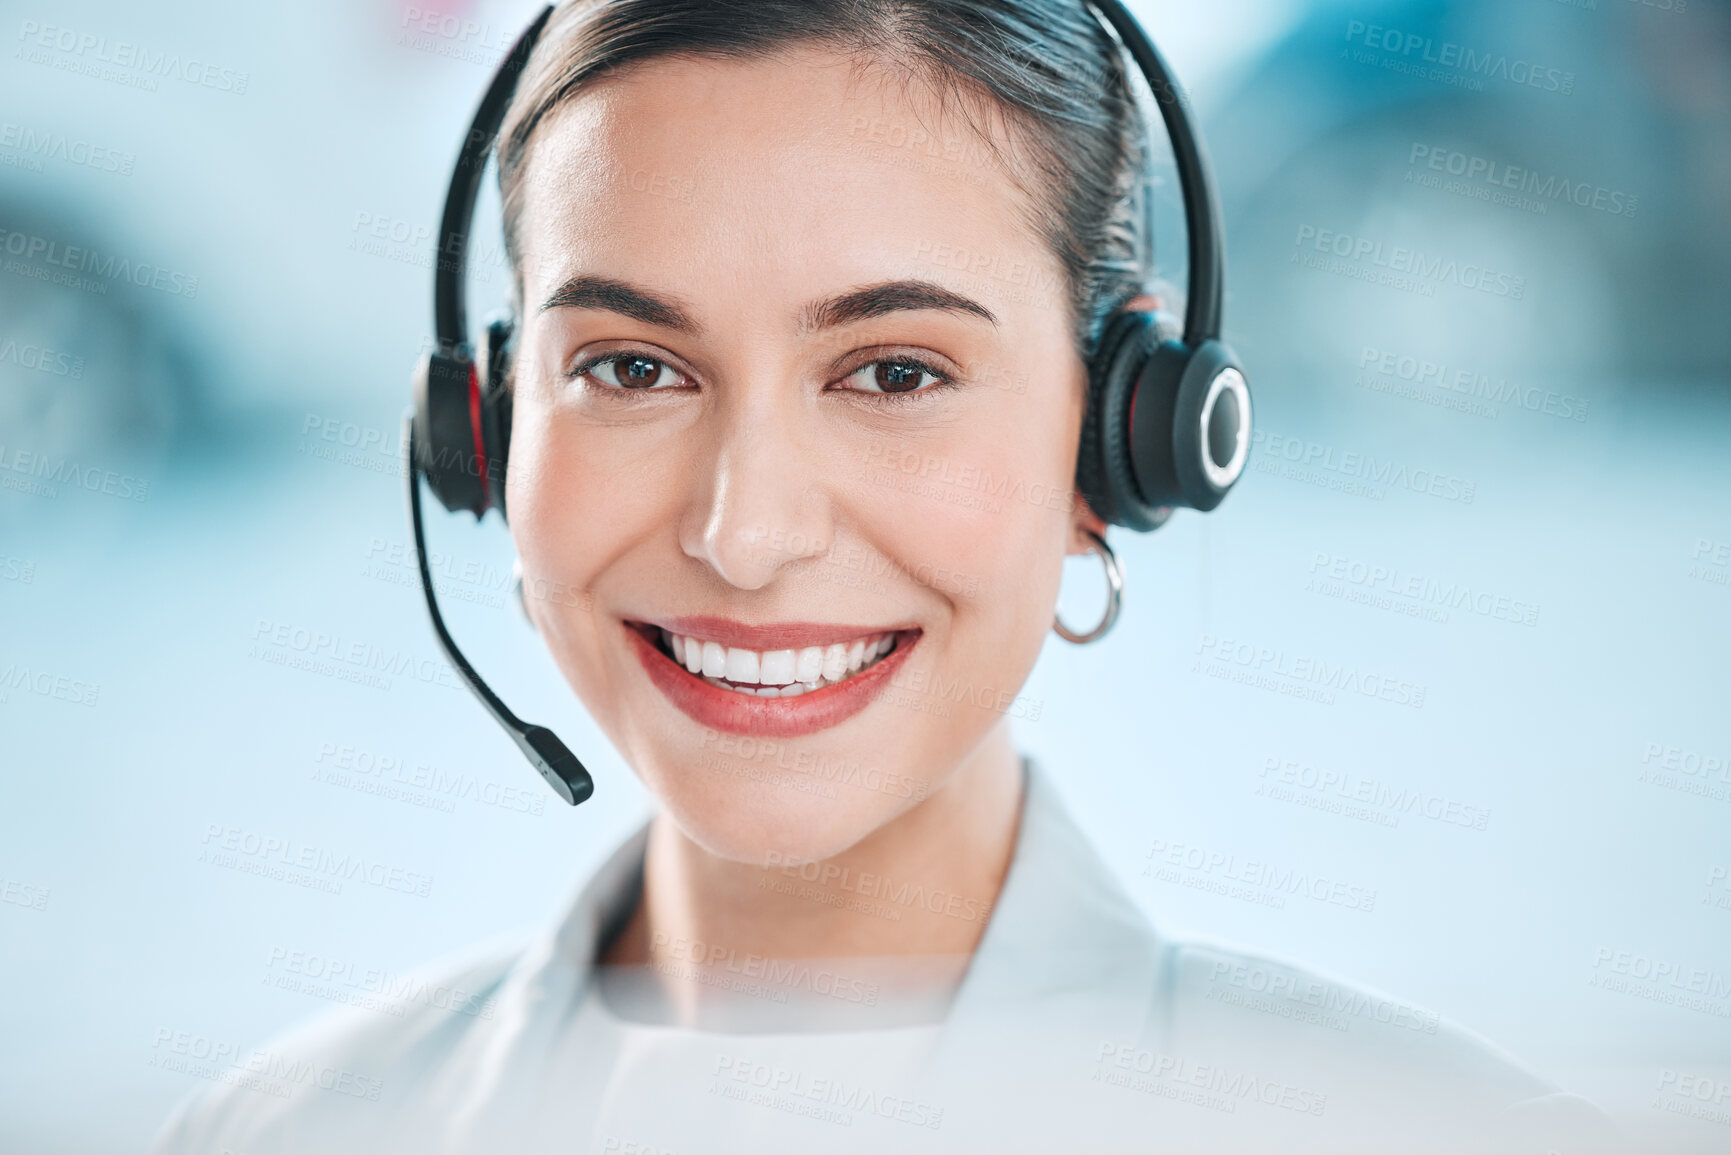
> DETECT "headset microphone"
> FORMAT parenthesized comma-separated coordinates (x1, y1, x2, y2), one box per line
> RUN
(406, 0, 1247, 805)
(405, 5, 591, 807)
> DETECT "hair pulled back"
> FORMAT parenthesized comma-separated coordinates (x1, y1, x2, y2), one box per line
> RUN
(497, 0, 1151, 355)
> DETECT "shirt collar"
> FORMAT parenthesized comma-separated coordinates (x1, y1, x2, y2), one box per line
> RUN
(518, 753, 1163, 1033)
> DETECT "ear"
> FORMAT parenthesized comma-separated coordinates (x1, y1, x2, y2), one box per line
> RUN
(1068, 499, 1109, 556)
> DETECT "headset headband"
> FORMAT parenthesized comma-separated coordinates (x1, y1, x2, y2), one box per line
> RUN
(430, 0, 1224, 358)
(1087, 0, 1222, 348)
(433, 5, 553, 354)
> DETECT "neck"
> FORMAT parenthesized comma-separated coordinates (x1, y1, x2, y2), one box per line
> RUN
(601, 723, 1026, 1020)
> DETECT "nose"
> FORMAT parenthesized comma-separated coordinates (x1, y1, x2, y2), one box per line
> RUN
(677, 387, 834, 590)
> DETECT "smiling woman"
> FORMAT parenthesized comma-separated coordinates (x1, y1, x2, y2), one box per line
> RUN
(150, 2, 1609, 1153)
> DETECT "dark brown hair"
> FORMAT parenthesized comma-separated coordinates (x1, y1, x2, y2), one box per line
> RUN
(496, 0, 1149, 355)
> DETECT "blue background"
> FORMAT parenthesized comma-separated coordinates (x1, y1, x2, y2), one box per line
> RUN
(1, 0, 1727, 1150)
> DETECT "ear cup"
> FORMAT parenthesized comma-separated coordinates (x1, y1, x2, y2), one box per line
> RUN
(1154, 339, 1250, 511)
(1078, 311, 1167, 531)
(1081, 316, 1254, 524)
(1079, 311, 1177, 531)
(476, 315, 516, 519)
(411, 348, 490, 518)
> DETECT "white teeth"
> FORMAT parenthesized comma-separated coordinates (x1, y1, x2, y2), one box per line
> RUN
(822, 643, 848, 682)
(701, 641, 727, 678)
(668, 629, 903, 694)
(724, 647, 760, 684)
(759, 649, 797, 686)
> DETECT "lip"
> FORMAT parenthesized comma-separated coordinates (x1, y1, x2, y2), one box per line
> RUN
(641, 615, 906, 652)
(624, 619, 922, 738)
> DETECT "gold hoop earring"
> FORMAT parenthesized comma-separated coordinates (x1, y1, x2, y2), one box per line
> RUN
(1053, 528, 1124, 645)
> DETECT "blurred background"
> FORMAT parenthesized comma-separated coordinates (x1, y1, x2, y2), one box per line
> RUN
(1, 0, 1727, 1150)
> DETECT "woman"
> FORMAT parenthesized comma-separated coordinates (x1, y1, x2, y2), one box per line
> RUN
(154, 1, 1611, 1151)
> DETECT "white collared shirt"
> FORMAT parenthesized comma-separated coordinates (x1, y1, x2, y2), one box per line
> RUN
(150, 758, 1615, 1154)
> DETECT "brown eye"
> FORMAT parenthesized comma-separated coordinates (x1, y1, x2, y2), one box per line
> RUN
(586, 354, 682, 390)
(876, 363, 924, 392)
(845, 359, 944, 396)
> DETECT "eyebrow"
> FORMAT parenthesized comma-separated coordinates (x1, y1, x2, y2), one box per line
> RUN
(537, 275, 999, 334)
(802, 280, 999, 332)
(538, 275, 698, 332)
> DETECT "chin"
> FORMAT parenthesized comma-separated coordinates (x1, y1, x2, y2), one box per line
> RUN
(639, 754, 918, 866)
(594, 611, 944, 864)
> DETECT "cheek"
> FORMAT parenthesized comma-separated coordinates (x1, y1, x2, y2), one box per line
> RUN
(505, 396, 669, 579)
(502, 405, 631, 693)
(506, 412, 588, 585)
(841, 384, 1080, 685)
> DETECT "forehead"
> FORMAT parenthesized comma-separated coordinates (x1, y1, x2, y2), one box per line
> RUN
(512, 45, 1066, 323)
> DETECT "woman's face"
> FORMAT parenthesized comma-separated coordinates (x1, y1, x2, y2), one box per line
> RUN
(508, 45, 1101, 863)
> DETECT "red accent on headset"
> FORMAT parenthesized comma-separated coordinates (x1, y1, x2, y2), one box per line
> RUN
(468, 363, 491, 511)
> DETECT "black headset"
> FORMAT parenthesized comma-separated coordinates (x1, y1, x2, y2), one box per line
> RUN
(406, 0, 1251, 806)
